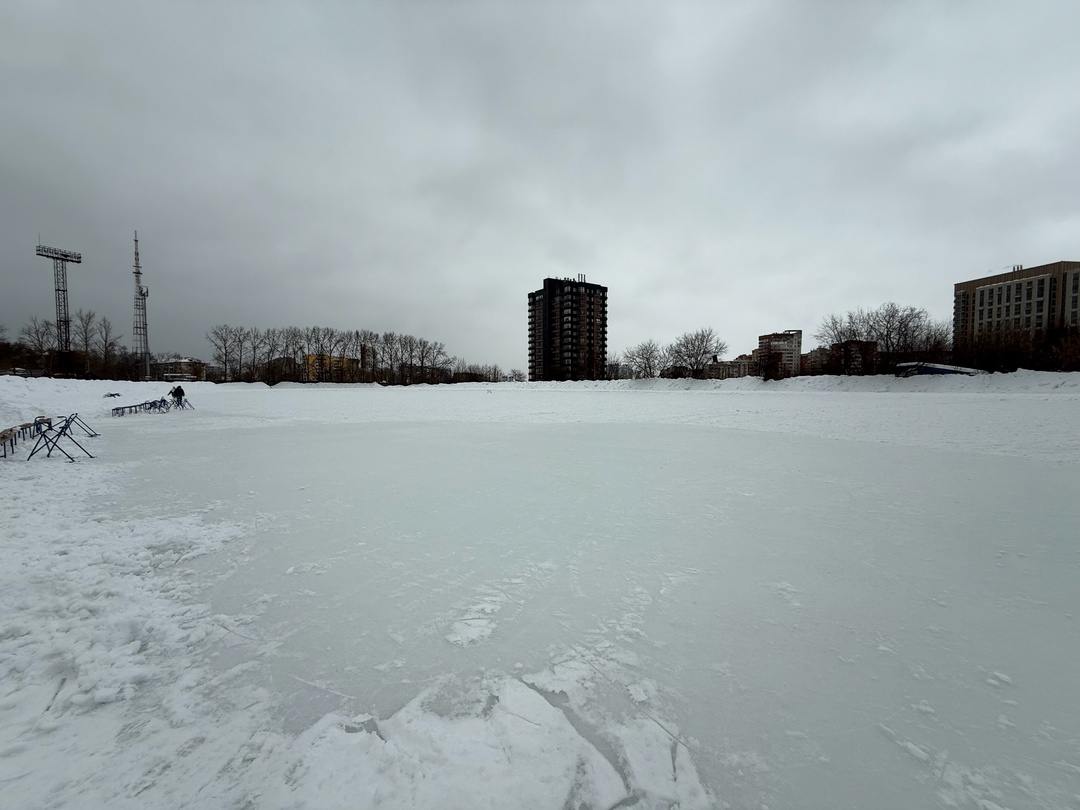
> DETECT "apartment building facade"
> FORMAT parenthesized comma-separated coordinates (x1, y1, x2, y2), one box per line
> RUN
(754, 330, 802, 378)
(528, 276, 608, 381)
(954, 261, 1080, 350)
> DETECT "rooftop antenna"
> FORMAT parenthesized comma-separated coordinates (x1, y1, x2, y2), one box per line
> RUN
(35, 241, 82, 358)
(131, 231, 151, 380)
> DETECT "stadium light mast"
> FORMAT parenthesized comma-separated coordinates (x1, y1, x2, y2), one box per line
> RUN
(131, 231, 151, 380)
(35, 242, 82, 358)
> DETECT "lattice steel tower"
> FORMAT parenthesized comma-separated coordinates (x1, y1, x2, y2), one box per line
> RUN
(35, 243, 82, 354)
(131, 231, 151, 380)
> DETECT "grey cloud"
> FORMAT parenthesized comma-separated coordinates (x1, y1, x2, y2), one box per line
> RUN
(2, 1, 1079, 370)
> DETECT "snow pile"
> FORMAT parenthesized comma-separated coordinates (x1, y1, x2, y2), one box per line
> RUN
(276, 674, 695, 810)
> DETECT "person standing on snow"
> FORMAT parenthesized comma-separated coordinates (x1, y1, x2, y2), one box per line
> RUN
(169, 385, 185, 408)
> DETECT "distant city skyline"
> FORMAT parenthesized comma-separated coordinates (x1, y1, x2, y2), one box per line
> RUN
(3, 3, 1079, 371)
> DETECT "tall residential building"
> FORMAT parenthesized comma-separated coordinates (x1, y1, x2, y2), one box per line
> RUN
(754, 330, 802, 378)
(528, 276, 608, 381)
(954, 261, 1080, 350)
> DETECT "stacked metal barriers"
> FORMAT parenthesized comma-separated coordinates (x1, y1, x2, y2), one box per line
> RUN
(1, 414, 99, 462)
(111, 397, 194, 416)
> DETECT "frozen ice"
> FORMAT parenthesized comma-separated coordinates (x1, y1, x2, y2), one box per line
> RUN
(1, 373, 1079, 809)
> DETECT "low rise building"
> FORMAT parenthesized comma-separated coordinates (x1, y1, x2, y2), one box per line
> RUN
(659, 364, 693, 379)
(304, 353, 362, 382)
(703, 354, 752, 379)
(800, 347, 830, 376)
(830, 340, 879, 375)
(151, 357, 206, 382)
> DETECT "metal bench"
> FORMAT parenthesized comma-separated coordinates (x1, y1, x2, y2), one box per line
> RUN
(0, 428, 15, 459)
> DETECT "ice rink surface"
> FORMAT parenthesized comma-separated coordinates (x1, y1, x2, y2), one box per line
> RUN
(2, 374, 1078, 809)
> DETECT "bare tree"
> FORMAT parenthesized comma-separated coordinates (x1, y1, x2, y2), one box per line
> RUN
(665, 328, 727, 375)
(96, 317, 123, 371)
(73, 309, 98, 373)
(814, 303, 949, 356)
(814, 312, 864, 346)
(331, 328, 352, 382)
(399, 334, 419, 383)
(20, 317, 55, 357)
(233, 328, 250, 380)
(921, 319, 952, 353)
(359, 329, 379, 380)
(247, 327, 266, 381)
(605, 351, 624, 380)
(259, 327, 282, 381)
(207, 324, 243, 380)
(380, 332, 398, 383)
(430, 340, 452, 382)
(624, 339, 664, 378)
(283, 326, 304, 379)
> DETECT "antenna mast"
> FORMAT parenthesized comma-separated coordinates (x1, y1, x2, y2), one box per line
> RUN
(132, 231, 151, 380)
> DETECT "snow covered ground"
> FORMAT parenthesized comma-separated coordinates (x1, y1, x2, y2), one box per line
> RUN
(1, 373, 1078, 809)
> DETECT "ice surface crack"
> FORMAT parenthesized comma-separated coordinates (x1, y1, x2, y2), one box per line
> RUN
(517, 677, 635, 798)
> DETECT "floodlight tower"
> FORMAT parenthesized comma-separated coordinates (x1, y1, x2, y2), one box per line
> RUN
(131, 231, 151, 380)
(35, 243, 82, 355)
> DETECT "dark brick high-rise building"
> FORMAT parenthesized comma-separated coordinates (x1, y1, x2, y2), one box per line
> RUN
(528, 276, 608, 381)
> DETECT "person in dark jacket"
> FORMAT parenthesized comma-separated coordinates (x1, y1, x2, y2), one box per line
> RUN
(169, 385, 185, 407)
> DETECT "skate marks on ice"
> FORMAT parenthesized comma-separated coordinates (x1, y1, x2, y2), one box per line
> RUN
(441, 561, 558, 647)
(0, 459, 279, 807)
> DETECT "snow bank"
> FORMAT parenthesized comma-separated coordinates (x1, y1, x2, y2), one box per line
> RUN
(502, 369, 1080, 394)
(2, 369, 1078, 429)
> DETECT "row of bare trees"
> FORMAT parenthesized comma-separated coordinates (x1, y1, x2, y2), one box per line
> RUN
(614, 306, 952, 380)
(814, 303, 951, 356)
(614, 328, 729, 379)
(205, 324, 511, 384)
(1, 311, 128, 376)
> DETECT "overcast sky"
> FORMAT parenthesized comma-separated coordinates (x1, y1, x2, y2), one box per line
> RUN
(2, 1, 1079, 370)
